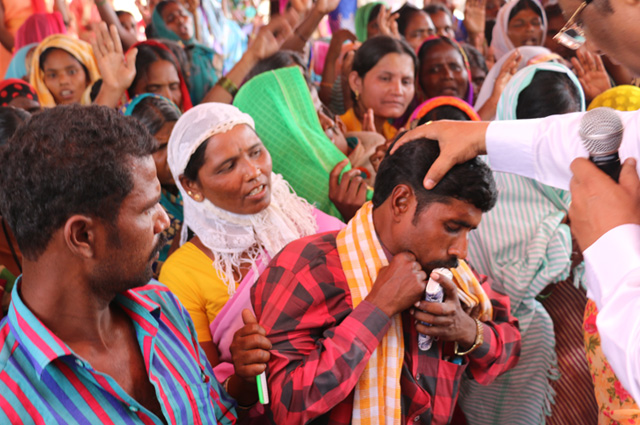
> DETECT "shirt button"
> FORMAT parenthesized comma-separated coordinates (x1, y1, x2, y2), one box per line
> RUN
(128, 405, 139, 413)
(415, 373, 421, 380)
(201, 371, 210, 383)
(75, 359, 84, 368)
(414, 415, 420, 422)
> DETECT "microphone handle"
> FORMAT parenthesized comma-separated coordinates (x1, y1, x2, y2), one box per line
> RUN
(590, 153, 621, 182)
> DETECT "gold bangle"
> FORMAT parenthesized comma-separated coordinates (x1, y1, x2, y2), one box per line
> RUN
(216, 76, 238, 97)
(454, 319, 484, 356)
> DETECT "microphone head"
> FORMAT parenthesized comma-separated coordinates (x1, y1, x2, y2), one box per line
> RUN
(579, 107, 623, 156)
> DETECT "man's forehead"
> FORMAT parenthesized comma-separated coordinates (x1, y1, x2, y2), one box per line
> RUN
(420, 198, 482, 224)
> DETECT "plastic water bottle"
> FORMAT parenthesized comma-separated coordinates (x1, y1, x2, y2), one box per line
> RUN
(418, 268, 452, 351)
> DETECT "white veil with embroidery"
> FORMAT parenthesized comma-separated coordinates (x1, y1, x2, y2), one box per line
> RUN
(167, 103, 318, 295)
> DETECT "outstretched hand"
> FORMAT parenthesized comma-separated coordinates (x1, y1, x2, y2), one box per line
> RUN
(571, 48, 611, 102)
(248, 16, 292, 61)
(390, 120, 490, 189)
(464, 0, 486, 36)
(92, 22, 137, 92)
(569, 157, 640, 251)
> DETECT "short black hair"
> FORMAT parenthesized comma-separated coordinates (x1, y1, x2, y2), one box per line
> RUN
(372, 138, 497, 217)
(0, 106, 30, 145)
(516, 70, 581, 119)
(128, 95, 181, 136)
(0, 105, 156, 260)
(508, 0, 544, 22)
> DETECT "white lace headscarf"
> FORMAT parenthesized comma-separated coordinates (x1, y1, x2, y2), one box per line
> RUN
(491, 0, 547, 61)
(167, 103, 318, 295)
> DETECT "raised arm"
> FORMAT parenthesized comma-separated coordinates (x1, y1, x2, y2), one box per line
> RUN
(94, 0, 138, 50)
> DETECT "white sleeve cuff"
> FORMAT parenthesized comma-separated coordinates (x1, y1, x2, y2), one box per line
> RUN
(583, 224, 640, 308)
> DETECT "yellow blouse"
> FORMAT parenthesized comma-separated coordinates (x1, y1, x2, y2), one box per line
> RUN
(159, 242, 236, 342)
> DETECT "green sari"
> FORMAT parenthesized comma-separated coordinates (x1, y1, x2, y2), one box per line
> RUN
(234, 67, 371, 220)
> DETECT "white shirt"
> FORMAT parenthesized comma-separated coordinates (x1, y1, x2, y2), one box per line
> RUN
(485, 110, 640, 402)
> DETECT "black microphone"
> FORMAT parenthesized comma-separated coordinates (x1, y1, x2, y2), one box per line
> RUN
(579, 107, 623, 182)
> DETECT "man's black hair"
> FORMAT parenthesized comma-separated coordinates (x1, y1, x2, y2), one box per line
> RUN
(0, 106, 30, 145)
(372, 137, 497, 218)
(0, 105, 156, 260)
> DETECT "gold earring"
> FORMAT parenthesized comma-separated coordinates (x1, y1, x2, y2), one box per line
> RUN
(194, 193, 203, 201)
(187, 190, 193, 196)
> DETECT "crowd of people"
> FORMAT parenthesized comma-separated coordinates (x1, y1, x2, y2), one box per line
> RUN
(0, 0, 639, 423)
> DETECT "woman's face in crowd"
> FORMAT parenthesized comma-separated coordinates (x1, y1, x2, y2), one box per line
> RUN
(161, 2, 193, 40)
(133, 60, 183, 110)
(118, 12, 138, 42)
(152, 121, 177, 186)
(352, 52, 415, 120)
(184, 124, 273, 215)
(429, 10, 456, 39)
(507, 8, 543, 47)
(419, 42, 468, 100)
(41, 48, 88, 105)
(404, 11, 436, 51)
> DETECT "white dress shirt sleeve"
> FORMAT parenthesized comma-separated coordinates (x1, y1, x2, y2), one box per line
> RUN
(486, 109, 640, 190)
(485, 111, 640, 402)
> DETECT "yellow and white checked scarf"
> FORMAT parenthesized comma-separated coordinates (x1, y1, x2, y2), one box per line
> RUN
(336, 201, 403, 425)
(451, 260, 493, 322)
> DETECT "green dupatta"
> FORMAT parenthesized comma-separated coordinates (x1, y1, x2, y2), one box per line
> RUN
(234, 67, 368, 220)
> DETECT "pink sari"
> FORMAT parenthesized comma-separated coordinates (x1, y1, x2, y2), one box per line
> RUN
(209, 208, 345, 382)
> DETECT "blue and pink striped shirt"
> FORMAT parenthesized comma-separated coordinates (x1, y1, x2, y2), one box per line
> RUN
(0, 280, 237, 424)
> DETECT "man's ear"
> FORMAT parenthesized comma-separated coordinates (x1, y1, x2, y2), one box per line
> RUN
(389, 184, 415, 221)
(63, 215, 97, 259)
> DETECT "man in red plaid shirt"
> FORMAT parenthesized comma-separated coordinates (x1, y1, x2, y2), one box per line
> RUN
(251, 139, 521, 424)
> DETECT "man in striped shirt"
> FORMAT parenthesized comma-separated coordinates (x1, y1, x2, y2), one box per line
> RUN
(0, 105, 241, 424)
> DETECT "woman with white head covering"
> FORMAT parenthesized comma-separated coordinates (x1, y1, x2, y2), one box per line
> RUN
(159, 102, 344, 397)
(458, 62, 599, 425)
(491, 0, 547, 62)
(475, 45, 562, 120)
